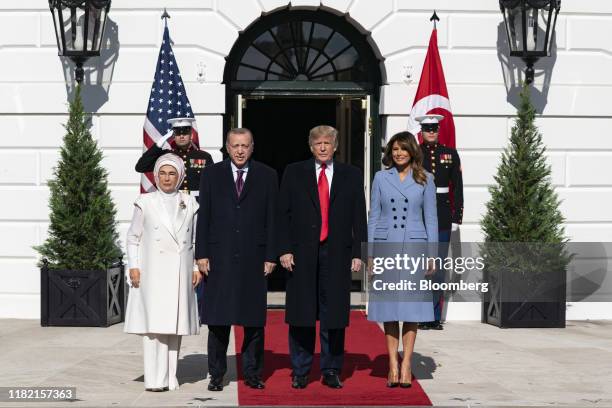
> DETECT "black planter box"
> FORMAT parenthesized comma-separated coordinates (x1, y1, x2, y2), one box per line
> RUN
(482, 266, 566, 328)
(40, 260, 126, 327)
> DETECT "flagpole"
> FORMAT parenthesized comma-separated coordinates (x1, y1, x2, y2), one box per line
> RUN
(430, 10, 439, 29)
(161, 8, 170, 26)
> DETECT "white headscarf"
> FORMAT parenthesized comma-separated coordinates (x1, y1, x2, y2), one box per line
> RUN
(153, 153, 186, 195)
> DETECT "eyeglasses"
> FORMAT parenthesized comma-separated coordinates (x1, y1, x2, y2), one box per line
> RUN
(174, 127, 191, 136)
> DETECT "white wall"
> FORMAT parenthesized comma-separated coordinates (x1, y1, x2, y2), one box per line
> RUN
(1, 0, 610, 319)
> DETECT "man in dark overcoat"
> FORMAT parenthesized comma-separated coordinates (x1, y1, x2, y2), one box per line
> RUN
(278, 125, 367, 390)
(195, 128, 278, 391)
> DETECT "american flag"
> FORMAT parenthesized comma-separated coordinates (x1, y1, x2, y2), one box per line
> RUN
(141, 24, 200, 193)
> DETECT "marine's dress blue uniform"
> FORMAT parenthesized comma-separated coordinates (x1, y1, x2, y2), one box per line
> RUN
(421, 142, 464, 322)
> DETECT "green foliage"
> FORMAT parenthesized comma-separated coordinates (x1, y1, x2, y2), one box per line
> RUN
(482, 86, 566, 243)
(35, 86, 122, 270)
(481, 86, 570, 281)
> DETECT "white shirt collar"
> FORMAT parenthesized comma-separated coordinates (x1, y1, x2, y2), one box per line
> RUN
(231, 161, 249, 173)
(315, 159, 333, 170)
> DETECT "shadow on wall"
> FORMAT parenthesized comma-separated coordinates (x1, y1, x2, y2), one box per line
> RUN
(61, 17, 120, 112)
(566, 243, 612, 303)
(496, 21, 557, 114)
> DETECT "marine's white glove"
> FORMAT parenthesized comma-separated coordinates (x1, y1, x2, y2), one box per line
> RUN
(451, 223, 459, 232)
(156, 130, 174, 149)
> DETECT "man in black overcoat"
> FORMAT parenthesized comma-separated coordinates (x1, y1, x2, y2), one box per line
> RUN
(278, 125, 367, 389)
(195, 128, 278, 391)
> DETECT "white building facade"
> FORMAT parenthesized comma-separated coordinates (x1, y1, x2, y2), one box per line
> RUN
(1, 0, 611, 319)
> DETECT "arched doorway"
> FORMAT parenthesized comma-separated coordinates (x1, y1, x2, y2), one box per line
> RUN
(223, 8, 384, 291)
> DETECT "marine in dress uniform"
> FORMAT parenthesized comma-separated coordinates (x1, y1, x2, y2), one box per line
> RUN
(417, 114, 464, 330)
(135, 117, 214, 199)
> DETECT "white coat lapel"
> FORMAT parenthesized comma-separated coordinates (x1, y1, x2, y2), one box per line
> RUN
(153, 192, 179, 243)
(174, 192, 189, 236)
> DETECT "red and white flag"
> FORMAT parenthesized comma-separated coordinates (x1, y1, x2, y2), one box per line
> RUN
(407, 28, 456, 148)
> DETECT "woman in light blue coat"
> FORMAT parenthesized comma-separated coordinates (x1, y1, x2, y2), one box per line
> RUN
(367, 131, 438, 388)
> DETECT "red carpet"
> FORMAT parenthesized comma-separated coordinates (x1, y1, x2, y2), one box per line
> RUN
(235, 310, 432, 406)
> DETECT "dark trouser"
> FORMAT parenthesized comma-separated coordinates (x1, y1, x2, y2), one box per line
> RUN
(196, 283, 204, 325)
(207, 325, 264, 379)
(432, 229, 451, 321)
(289, 326, 345, 377)
(289, 241, 345, 377)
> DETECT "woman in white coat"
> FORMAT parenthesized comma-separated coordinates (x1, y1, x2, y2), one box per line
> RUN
(124, 153, 202, 391)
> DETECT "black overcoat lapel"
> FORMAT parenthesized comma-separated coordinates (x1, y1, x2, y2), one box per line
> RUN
(329, 161, 344, 205)
(222, 159, 239, 204)
(304, 158, 320, 213)
(238, 161, 256, 203)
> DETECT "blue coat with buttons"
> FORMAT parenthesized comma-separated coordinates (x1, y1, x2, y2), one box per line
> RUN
(368, 167, 438, 244)
(366, 167, 438, 322)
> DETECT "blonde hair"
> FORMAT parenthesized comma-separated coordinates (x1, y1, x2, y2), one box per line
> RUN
(308, 125, 338, 148)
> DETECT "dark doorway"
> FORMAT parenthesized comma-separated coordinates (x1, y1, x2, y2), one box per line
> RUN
(223, 8, 385, 294)
(243, 96, 367, 291)
(245, 97, 336, 179)
(243, 96, 366, 179)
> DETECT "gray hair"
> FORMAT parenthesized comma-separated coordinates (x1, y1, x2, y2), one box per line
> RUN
(226, 127, 254, 146)
(308, 125, 338, 148)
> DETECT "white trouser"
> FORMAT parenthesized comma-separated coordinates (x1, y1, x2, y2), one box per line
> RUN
(142, 334, 182, 390)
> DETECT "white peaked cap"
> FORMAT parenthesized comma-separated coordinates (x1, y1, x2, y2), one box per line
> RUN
(415, 114, 445, 124)
(167, 117, 196, 128)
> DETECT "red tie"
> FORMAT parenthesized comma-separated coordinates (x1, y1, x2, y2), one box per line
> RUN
(318, 163, 329, 242)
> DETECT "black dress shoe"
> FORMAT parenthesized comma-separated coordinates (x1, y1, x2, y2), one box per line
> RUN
(245, 377, 265, 389)
(418, 322, 430, 330)
(322, 372, 343, 389)
(207, 377, 223, 392)
(291, 375, 308, 389)
(431, 321, 444, 330)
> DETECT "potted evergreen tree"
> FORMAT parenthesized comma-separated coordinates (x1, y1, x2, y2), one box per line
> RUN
(480, 86, 570, 328)
(36, 86, 124, 327)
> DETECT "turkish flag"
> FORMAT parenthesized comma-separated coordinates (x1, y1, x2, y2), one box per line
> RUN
(407, 29, 456, 148)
